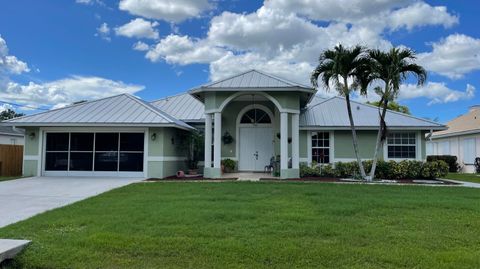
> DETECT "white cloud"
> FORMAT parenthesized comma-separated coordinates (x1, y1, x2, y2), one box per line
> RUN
(265, 0, 412, 22)
(210, 51, 315, 83)
(95, 22, 111, 41)
(76, 0, 105, 6)
(399, 82, 475, 105)
(0, 103, 13, 112)
(0, 35, 30, 75)
(0, 76, 144, 108)
(115, 18, 159, 40)
(265, 0, 457, 31)
(76, 0, 93, 4)
(132, 41, 150, 51)
(388, 2, 458, 30)
(146, 34, 226, 65)
(118, 0, 212, 23)
(418, 34, 480, 79)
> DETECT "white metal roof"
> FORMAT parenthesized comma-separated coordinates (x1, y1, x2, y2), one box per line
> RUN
(3, 94, 193, 129)
(150, 93, 205, 122)
(300, 97, 446, 130)
(191, 69, 314, 90)
(0, 126, 24, 136)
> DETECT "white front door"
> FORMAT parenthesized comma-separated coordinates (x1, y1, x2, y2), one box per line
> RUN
(239, 127, 274, 171)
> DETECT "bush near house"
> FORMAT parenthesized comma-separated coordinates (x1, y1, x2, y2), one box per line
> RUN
(427, 155, 460, 172)
(300, 160, 449, 180)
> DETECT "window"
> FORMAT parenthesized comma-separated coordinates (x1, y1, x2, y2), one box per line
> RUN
(387, 132, 416, 159)
(240, 108, 271, 124)
(312, 132, 330, 164)
(463, 138, 476, 164)
(44, 132, 144, 173)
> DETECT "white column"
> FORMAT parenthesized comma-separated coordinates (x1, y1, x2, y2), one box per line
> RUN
(280, 112, 288, 170)
(213, 112, 222, 168)
(204, 113, 212, 168)
(291, 113, 299, 169)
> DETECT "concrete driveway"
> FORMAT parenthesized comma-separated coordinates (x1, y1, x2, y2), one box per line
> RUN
(0, 177, 143, 228)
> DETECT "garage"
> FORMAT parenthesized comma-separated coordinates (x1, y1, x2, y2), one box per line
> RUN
(43, 132, 145, 177)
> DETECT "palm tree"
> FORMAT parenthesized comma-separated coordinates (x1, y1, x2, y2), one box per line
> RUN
(311, 44, 370, 180)
(367, 48, 427, 181)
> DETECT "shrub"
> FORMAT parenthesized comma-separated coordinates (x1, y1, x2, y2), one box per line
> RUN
(221, 159, 236, 173)
(300, 163, 320, 177)
(475, 158, 480, 173)
(300, 160, 449, 180)
(321, 164, 335, 177)
(427, 155, 459, 172)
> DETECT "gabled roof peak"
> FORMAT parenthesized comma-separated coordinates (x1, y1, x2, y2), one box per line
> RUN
(194, 69, 314, 90)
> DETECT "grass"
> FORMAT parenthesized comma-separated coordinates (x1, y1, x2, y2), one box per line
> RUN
(0, 182, 479, 269)
(0, 176, 20, 182)
(445, 173, 480, 184)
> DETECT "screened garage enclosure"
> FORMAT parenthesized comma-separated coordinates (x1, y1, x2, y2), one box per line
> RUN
(44, 132, 145, 177)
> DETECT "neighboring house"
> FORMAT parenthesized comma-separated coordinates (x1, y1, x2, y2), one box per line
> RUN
(0, 126, 24, 145)
(2, 70, 445, 179)
(426, 105, 480, 173)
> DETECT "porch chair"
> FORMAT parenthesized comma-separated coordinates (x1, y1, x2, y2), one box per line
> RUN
(264, 156, 275, 173)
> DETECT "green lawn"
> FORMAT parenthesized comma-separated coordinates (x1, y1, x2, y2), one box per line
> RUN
(445, 173, 480, 184)
(1, 182, 479, 269)
(0, 176, 20, 182)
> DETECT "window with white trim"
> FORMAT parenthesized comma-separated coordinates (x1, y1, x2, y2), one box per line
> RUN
(387, 132, 416, 159)
(312, 132, 330, 163)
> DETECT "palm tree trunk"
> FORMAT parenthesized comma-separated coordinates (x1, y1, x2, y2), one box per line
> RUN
(369, 99, 389, 181)
(344, 94, 367, 180)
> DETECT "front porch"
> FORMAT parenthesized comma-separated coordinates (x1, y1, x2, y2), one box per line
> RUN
(189, 70, 316, 179)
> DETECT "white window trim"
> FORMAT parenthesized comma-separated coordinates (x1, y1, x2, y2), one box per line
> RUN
(308, 131, 334, 165)
(383, 131, 420, 161)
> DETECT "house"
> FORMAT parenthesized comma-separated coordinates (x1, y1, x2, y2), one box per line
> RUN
(426, 105, 480, 173)
(2, 70, 445, 179)
(0, 126, 24, 145)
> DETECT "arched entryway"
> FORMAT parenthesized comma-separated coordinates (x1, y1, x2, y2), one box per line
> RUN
(236, 104, 274, 171)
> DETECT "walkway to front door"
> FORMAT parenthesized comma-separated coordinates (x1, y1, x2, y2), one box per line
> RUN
(238, 126, 274, 171)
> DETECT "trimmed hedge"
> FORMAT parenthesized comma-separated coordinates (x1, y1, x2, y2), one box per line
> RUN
(300, 160, 449, 180)
(427, 155, 459, 172)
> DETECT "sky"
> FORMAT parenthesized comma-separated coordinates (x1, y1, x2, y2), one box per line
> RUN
(0, 0, 479, 123)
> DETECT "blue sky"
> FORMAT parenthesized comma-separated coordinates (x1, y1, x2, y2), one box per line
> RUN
(0, 0, 479, 123)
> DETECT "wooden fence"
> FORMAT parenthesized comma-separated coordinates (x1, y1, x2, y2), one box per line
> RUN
(0, 145, 23, 176)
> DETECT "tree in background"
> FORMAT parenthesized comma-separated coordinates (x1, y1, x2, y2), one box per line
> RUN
(311, 44, 370, 180)
(0, 108, 25, 121)
(366, 100, 411, 114)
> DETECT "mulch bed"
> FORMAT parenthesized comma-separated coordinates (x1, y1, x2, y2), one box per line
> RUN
(261, 177, 459, 185)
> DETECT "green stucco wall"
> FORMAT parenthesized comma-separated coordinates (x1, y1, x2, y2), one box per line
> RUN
(334, 130, 383, 160)
(147, 127, 189, 179)
(23, 160, 37, 177)
(299, 130, 308, 159)
(24, 127, 39, 156)
(204, 91, 301, 112)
